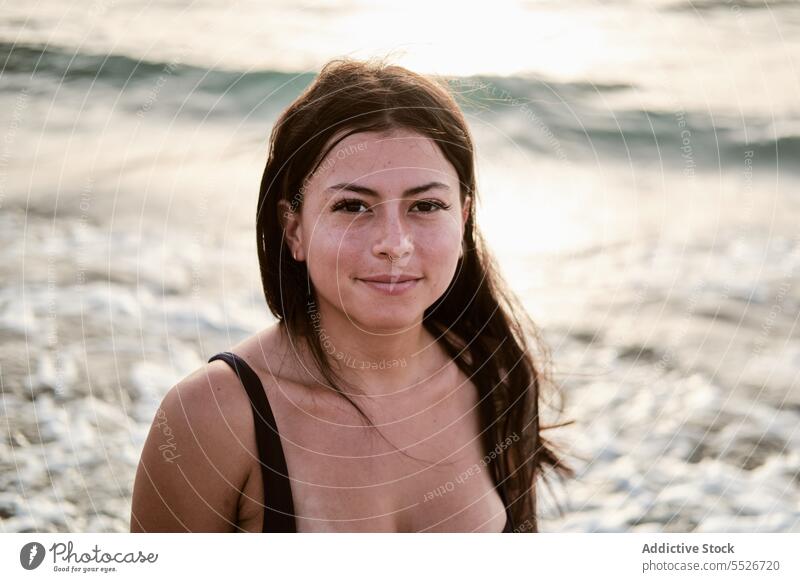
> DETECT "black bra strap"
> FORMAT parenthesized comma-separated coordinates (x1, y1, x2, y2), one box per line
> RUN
(208, 351, 297, 532)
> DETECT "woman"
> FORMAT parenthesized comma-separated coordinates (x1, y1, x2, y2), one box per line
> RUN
(130, 57, 573, 533)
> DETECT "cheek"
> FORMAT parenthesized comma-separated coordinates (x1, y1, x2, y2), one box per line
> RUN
(416, 227, 462, 289)
(416, 219, 462, 253)
(415, 228, 459, 261)
(305, 224, 360, 289)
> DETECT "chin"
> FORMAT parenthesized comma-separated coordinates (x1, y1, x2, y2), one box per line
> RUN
(338, 299, 423, 332)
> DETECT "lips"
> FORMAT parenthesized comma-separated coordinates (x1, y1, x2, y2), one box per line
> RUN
(355, 275, 423, 295)
(358, 274, 422, 284)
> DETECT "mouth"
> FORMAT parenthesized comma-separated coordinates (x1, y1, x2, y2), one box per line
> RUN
(355, 276, 423, 296)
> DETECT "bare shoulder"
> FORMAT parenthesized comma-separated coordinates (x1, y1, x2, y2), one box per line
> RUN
(230, 322, 305, 383)
(130, 355, 260, 532)
(230, 322, 330, 412)
(170, 358, 259, 444)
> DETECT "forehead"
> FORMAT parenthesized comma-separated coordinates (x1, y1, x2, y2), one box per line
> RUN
(312, 128, 458, 188)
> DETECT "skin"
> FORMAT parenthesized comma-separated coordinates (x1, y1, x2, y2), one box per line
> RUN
(278, 127, 471, 398)
(130, 127, 510, 533)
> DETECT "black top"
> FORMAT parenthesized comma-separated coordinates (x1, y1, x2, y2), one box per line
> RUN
(208, 351, 514, 533)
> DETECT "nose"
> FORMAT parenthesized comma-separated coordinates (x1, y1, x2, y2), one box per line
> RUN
(371, 205, 414, 262)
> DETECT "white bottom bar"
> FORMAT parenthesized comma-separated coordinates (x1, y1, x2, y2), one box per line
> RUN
(2, 533, 798, 581)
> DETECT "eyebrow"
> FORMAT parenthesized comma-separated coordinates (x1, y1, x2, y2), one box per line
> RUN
(324, 181, 451, 197)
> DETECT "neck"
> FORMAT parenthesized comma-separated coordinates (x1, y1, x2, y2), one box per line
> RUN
(298, 296, 449, 400)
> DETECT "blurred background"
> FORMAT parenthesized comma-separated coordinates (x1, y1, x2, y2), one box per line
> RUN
(0, 0, 798, 532)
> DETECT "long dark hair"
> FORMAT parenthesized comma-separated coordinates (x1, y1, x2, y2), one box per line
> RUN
(256, 57, 574, 532)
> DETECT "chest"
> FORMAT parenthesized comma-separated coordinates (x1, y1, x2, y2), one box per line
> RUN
(237, 377, 508, 532)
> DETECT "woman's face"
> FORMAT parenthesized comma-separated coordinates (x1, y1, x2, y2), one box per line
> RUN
(281, 127, 470, 333)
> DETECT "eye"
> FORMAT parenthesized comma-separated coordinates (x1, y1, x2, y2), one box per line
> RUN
(411, 199, 451, 213)
(331, 198, 370, 213)
(331, 198, 452, 214)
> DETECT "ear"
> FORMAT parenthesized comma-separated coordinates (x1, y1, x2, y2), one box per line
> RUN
(277, 199, 305, 261)
(461, 195, 472, 231)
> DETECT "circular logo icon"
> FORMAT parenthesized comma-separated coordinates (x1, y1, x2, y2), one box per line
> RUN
(20, 542, 46, 570)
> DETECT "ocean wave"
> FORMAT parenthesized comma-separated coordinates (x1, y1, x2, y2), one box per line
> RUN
(0, 41, 310, 86)
(663, 0, 800, 13)
(0, 41, 313, 118)
(1, 42, 798, 170)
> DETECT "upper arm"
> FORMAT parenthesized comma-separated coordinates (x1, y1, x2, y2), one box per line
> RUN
(130, 363, 256, 532)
